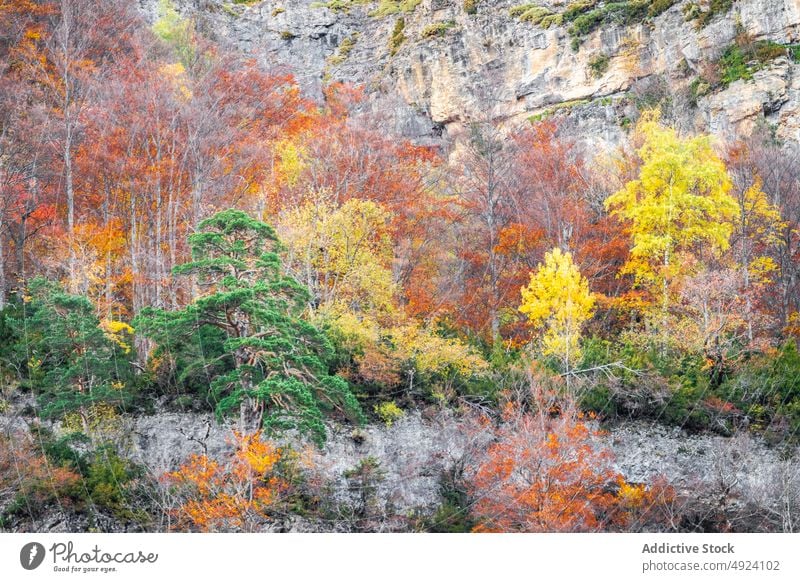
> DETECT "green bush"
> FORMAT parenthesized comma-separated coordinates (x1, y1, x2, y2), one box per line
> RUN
(510, 5, 556, 26)
(421, 21, 456, 39)
(567, 0, 666, 48)
(719, 342, 800, 437)
(718, 40, 787, 87)
(563, 0, 597, 22)
(661, 383, 712, 430)
(719, 45, 751, 85)
(647, 0, 678, 17)
(312, 0, 372, 12)
(329, 34, 358, 65)
(85, 447, 141, 514)
(689, 77, 711, 105)
(424, 467, 475, 532)
(687, 0, 734, 27)
(30, 428, 147, 522)
(389, 17, 406, 55)
(464, 0, 479, 15)
(6, 278, 134, 421)
(588, 53, 610, 77)
(580, 384, 618, 417)
(370, 0, 422, 17)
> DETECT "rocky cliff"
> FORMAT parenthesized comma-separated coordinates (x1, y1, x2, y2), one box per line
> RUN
(137, 0, 800, 147)
(5, 406, 794, 531)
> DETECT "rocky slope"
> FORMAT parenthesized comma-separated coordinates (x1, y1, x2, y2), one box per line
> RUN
(122, 409, 795, 513)
(137, 0, 800, 147)
(3, 401, 797, 531)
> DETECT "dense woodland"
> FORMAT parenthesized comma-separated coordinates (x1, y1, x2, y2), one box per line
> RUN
(1, 0, 799, 533)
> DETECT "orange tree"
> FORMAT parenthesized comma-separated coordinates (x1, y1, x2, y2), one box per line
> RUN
(165, 431, 287, 532)
(465, 386, 675, 532)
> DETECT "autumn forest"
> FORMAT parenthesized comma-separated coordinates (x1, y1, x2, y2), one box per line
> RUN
(1, 0, 800, 534)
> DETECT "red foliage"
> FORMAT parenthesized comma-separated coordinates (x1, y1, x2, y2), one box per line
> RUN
(0, 433, 81, 521)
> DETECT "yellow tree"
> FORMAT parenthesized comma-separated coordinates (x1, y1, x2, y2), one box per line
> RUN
(278, 194, 396, 324)
(604, 114, 739, 316)
(519, 248, 595, 380)
(389, 322, 488, 401)
(730, 178, 785, 343)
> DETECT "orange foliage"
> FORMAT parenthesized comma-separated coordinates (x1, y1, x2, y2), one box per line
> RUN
(0, 433, 80, 516)
(467, 399, 618, 532)
(166, 431, 287, 532)
(466, 388, 676, 532)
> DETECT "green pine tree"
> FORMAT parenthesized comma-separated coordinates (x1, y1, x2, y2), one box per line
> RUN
(10, 278, 133, 427)
(135, 209, 364, 443)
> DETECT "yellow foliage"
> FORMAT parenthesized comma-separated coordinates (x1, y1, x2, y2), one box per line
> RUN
(605, 112, 739, 299)
(167, 431, 286, 532)
(374, 401, 404, 427)
(159, 62, 193, 101)
(735, 178, 785, 285)
(519, 248, 595, 369)
(69, 221, 128, 312)
(616, 480, 646, 509)
(279, 195, 397, 317)
(389, 322, 488, 378)
(62, 403, 120, 435)
(321, 308, 382, 354)
(786, 312, 800, 338)
(235, 432, 282, 476)
(273, 139, 307, 189)
(101, 319, 135, 354)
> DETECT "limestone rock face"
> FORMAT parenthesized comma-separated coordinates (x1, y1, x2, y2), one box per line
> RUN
(3, 406, 797, 531)
(121, 410, 794, 518)
(136, 0, 800, 146)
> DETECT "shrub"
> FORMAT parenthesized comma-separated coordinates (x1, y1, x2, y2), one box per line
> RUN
(166, 432, 286, 531)
(421, 21, 456, 39)
(510, 5, 550, 24)
(648, 0, 678, 18)
(588, 53, 610, 77)
(328, 34, 358, 65)
(563, 0, 597, 22)
(689, 77, 711, 105)
(0, 434, 81, 524)
(370, 0, 422, 18)
(567, 0, 663, 48)
(718, 40, 787, 87)
(718, 342, 800, 439)
(85, 446, 142, 518)
(464, 0, 479, 15)
(342, 456, 386, 530)
(424, 467, 475, 532)
(311, 0, 370, 12)
(374, 401, 405, 427)
(720, 45, 753, 85)
(687, 0, 734, 27)
(389, 17, 405, 55)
